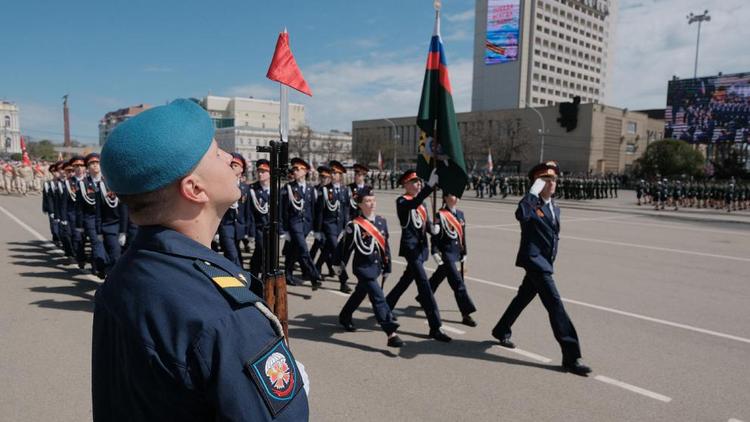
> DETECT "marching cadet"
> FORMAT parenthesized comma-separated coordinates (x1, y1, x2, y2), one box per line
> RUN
(315, 161, 351, 293)
(42, 162, 60, 244)
(281, 157, 323, 290)
(491, 161, 591, 376)
(248, 159, 271, 284)
(217, 153, 253, 267)
(61, 157, 86, 266)
(636, 180, 645, 206)
(385, 169, 452, 343)
(93, 99, 308, 421)
(337, 186, 403, 347)
(93, 155, 128, 275)
(309, 165, 332, 274)
(75, 153, 108, 278)
(425, 192, 477, 327)
(347, 163, 370, 221)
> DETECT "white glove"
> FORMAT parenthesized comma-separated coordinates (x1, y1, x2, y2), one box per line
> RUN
(118, 233, 126, 247)
(461, 255, 467, 263)
(296, 360, 310, 396)
(49, 213, 54, 218)
(431, 224, 441, 235)
(332, 265, 342, 276)
(243, 234, 250, 241)
(314, 232, 324, 242)
(60, 221, 68, 226)
(280, 233, 290, 242)
(427, 168, 439, 188)
(248, 238, 256, 248)
(432, 253, 444, 266)
(530, 178, 546, 196)
(213, 234, 220, 243)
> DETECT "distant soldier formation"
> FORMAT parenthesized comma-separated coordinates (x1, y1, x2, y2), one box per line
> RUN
(1, 159, 49, 195)
(636, 179, 750, 213)
(469, 173, 621, 201)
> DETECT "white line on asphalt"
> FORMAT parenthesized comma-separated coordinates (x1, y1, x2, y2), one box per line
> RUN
(489, 226, 750, 263)
(390, 259, 750, 345)
(328, 290, 350, 298)
(595, 218, 750, 237)
(495, 346, 552, 363)
(728, 418, 745, 422)
(594, 375, 672, 403)
(423, 321, 465, 335)
(0, 205, 47, 241)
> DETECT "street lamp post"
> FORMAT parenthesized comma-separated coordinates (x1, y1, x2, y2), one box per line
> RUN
(687, 10, 710, 79)
(522, 101, 547, 162)
(384, 118, 398, 171)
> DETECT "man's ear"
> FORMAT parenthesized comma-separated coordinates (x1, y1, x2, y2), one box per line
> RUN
(179, 174, 210, 204)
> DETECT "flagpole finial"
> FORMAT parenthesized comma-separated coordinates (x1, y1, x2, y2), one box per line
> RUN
(433, 0, 441, 11)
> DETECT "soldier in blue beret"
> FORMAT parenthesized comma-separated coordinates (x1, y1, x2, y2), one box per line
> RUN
(491, 161, 591, 376)
(93, 99, 309, 421)
(337, 186, 403, 347)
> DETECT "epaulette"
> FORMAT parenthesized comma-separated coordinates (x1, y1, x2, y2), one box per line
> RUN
(194, 260, 261, 306)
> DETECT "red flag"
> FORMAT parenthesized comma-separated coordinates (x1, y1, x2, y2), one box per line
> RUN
(20, 136, 31, 166)
(378, 150, 383, 170)
(266, 31, 312, 96)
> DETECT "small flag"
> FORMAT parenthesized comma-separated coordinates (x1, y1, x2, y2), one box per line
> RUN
(266, 31, 312, 96)
(20, 136, 31, 166)
(415, 9, 468, 198)
(487, 149, 493, 172)
(378, 150, 383, 171)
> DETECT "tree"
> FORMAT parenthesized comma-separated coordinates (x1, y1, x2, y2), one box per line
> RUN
(289, 124, 312, 159)
(632, 139, 705, 178)
(27, 139, 58, 160)
(461, 114, 530, 174)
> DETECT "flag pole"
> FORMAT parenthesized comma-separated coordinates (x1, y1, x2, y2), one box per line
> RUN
(431, 1, 441, 219)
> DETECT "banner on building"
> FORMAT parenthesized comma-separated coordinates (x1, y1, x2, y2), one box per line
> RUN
(485, 0, 520, 65)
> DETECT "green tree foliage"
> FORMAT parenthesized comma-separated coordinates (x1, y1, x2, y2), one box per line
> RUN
(632, 139, 705, 178)
(27, 140, 59, 160)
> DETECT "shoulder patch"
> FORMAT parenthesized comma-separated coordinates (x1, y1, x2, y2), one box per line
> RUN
(245, 338, 304, 417)
(194, 260, 261, 306)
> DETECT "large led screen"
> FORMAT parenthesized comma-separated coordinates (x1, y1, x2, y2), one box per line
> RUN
(485, 0, 520, 65)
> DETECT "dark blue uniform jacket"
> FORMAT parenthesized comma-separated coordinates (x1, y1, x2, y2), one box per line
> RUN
(515, 193, 560, 274)
(339, 215, 392, 279)
(396, 184, 434, 261)
(92, 226, 309, 421)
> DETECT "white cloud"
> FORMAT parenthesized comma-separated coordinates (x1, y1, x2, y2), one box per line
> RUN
(446, 9, 474, 23)
(611, 0, 750, 109)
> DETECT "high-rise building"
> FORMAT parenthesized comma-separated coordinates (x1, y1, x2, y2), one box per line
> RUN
(1, 101, 21, 154)
(472, 0, 618, 111)
(201, 95, 306, 132)
(99, 104, 152, 145)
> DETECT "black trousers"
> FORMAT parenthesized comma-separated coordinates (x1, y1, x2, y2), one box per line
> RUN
(340, 277, 399, 335)
(492, 270, 581, 362)
(284, 231, 321, 282)
(427, 260, 476, 316)
(386, 258, 442, 331)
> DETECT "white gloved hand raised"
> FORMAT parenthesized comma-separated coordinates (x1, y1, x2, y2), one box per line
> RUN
(530, 178, 546, 196)
(432, 253, 444, 266)
(118, 233, 126, 247)
(431, 224, 441, 235)
(427, 168, 439, 188)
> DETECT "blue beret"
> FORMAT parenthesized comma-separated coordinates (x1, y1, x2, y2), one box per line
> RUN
(101, 99, 214, 195)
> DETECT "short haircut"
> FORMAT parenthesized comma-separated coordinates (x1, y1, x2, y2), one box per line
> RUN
(118, 181, 179, 225)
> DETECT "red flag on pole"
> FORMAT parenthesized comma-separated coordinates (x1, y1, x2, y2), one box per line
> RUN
(20, 136, 31, 166)
(378, 150, 383, 170)
(266, 31, 312, 96)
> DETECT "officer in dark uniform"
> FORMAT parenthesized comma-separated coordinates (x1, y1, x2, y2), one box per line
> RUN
(75, 153, 109, 278)
(218, 153, 253, 267)
(281, 157, 323, 290)
(348, 163, 370, 221)
(42, 162, 61, 244)
(337, 186, 403, 347)
(248, 159, 271, 284)
(61, 157, 85, 266)
(309, 165, 331, 275)
(425, 192, 477, 326)
(385, 169, 451, 342)
(491, 161, 591, 376)
(93, 99, 309, 421)
(315, 160, 351, 293)
(93, 157, 128, 275)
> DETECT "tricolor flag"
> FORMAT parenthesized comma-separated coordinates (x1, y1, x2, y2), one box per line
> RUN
(487, 149, 493, 172)
(377, 150, 383, 170)
(416, 7, 468, 198)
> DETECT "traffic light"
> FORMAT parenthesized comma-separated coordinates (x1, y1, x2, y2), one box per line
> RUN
(557, 96, 581, 132)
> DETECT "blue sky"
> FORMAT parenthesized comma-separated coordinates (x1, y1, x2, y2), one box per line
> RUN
(3, 0, 749, 144)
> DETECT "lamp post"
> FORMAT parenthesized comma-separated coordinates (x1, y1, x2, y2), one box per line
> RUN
(384, 118, 399, 171)
(687, 10, 710, 79)
(522, 101, 547, 162)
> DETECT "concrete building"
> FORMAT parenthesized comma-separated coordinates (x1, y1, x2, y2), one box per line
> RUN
(472, 0, 618, 111)
(99, 104, 152, 145)
(352, 103, 664, 175)
(201, 95, 305, 132)
(1, 101, 21, 154)
(215, 126, 352, 171)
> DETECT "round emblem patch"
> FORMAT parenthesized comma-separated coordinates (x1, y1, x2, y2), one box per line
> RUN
(264, 352, 294, 397)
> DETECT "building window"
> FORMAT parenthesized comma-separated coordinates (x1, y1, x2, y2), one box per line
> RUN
(625, 144, 636, 154)
(627, 122, 637, 134)
(4, 138, 10, 149)
(3, 116, 9, 128)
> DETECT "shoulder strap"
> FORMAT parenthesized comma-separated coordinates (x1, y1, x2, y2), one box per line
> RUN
(194, 260, 261, 306)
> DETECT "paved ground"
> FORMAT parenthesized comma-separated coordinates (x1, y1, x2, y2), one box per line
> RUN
(1, 190, 749, 421)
